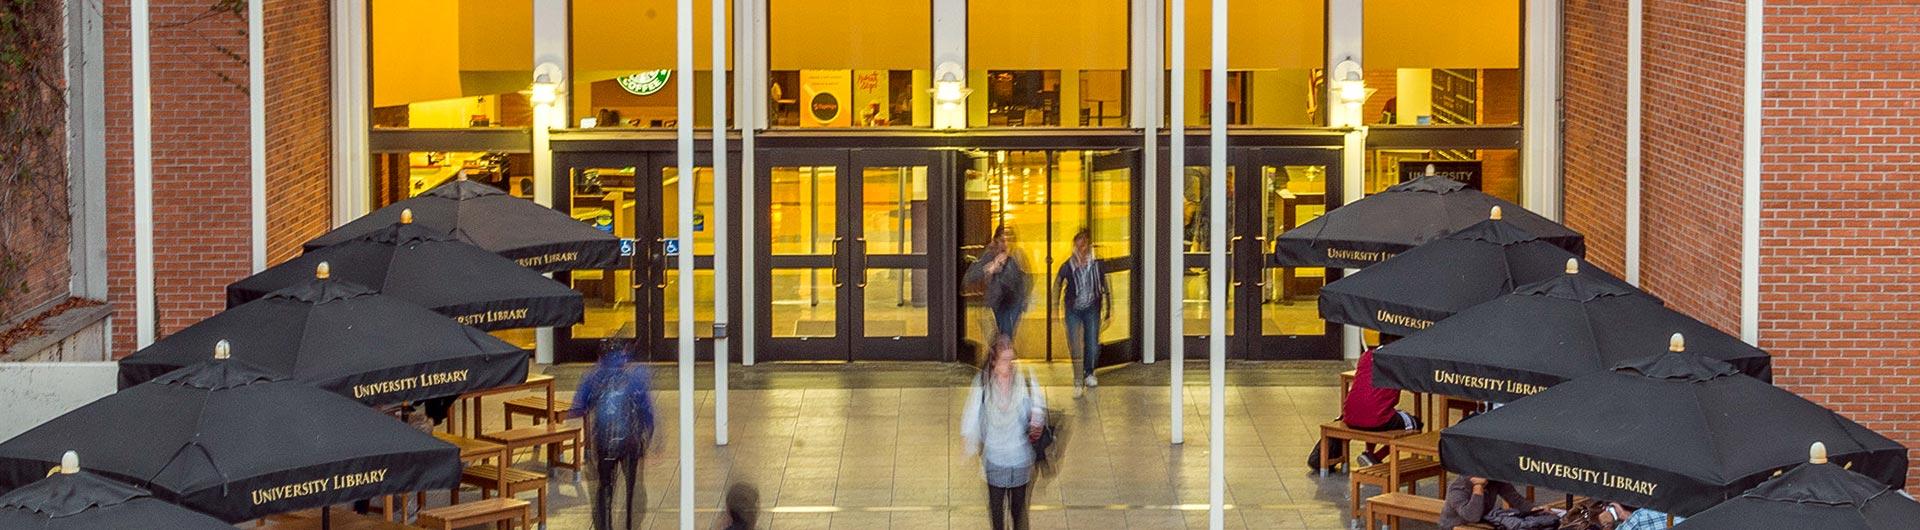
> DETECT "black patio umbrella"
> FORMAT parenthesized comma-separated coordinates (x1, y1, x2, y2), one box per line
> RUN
(122, 262, 529, 405)
(1317, 206, 1640, 336)
(1673, 443, 1920, 530)
(1272, 174, 1584, 268)
(1370, 260, 1770, 403)
(304, 176, 620, 272)
(228, 209, 584, 330)
(0, 345, 462, 523)
(0, 452, 232, 529)
(1440, 347, 1909, 517)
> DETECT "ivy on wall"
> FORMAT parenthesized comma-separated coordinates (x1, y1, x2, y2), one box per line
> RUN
(0, 0, 68, 323)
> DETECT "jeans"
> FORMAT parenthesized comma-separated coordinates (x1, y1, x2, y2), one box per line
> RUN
(992, 306, 1025, 340)
(987, 482, 1031, 530)
(594, 454, 643, 530)
(1065, 307, 1101, 378)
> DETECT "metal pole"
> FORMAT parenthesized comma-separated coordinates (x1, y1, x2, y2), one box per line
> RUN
(675, 0, 697, 524)
(1740, 0, 1763, 343)
(1625, 0, 1642, 286)
(131, 0, 155, 348)
(1167, 0, 1185, 448)
(1140, 0, 1160, 365)
(738, 0, 758, 366)
(711, 0, 730, 447)
(1207, 0, 1228, 525)
(248, 0, 264, 273)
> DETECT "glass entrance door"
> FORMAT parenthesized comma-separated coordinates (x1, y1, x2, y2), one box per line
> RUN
(760, 150, 946, 361)
(554, 151, 724, 363)
(1177, 147, 1342, 359)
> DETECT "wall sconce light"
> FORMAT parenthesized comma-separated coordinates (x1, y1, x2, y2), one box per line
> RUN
(930, 61, 971, 130)
(1334, 59, 1366, 105)
(530, 63, 563, 106)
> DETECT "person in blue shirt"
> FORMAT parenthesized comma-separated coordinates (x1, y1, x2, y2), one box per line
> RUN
(570, 346, 657, 530)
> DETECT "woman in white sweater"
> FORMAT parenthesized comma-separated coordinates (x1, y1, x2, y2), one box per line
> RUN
(961, 335, 1047, 530)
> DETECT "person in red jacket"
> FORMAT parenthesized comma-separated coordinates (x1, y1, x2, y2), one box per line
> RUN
(1342, 337, 1420, 465)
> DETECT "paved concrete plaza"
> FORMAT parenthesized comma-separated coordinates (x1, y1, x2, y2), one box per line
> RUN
(444, 361, 1444, 530)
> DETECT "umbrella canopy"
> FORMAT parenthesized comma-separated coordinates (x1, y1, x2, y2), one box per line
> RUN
(0, 452, 232, 529)
(1674, 443, 1920, 530)
(1370, 260, 1770, 402)
(1440, 348, 1909, 517)
(228, 209, 584, 330)
(1272, 175, 1584, 268)
(122, 263, 530, 405)
(0, 348, 462, 522)
(1317, 206, 1639, 336)
(304, 177, 620, 272)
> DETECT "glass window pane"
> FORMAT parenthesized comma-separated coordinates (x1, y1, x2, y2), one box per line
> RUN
(860, 166, 929, 255)
(571, 0, 731, 128)
(371, 0, 532, 128)
(770, 0, 930, 127)
(1182, 269, 1232, 337)
(863, 269, 929, 337)
(662, 166, 718, 255)
(771, 268, 838, 338)
(1100, 269, 1132, 343)
(1167, 0, 1325, 126)
(1182, 166, 1234, 252)
(372, 152, 533, 208)
(970, 0, 1129, 127)
(1366, 148, 1522, 204)
(664, 269, 716, 338)
(1363, 0, 1521, 125)
(566, 165, 639, 341)
(769, 166, 839, 256)
(1262, 165, 1330, 337)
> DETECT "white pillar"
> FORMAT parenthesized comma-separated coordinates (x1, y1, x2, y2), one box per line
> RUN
(1166, 0, 1185, 446)
(533, 1, 567, 365)
(1206, 0, 1227, 525)
(330, 0, 370, 226)
(676, 0, 698, 525)
(711, 0, 730, 447)
(737, 0, 760, 365)
(1328, 0, 1365, 361)
(1625, 0, 1642, 285)
(1135, 0, 1159, 364)
(1524, 0, 1563, 219)
(248, 0, 265, 272)
(1740, 0, 1762, 343)
(131, 0, 155, 348)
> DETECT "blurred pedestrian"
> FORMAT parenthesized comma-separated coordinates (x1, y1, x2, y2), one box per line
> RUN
(966, 226, 1032, 340)
(570, 346, 657, 530)
(961, 335, 1046, 530)
(717, 482, 760, 530)
(1054, 228, 1111, 394)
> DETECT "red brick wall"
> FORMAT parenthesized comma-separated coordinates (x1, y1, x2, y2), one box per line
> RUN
(264, 1, 333, 264)
(1559, 0, 1627, 276)
(0, 0, 70, 325)
(1760, 1, 1920, 488)
(104, 1, 254, 351)
(1636, 0, 1746, 334)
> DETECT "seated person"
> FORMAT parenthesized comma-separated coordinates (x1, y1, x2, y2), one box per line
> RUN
(1439, 476, 1533, 529)
(1342, 337, 1421, 464)
(1603, 503, 1683, 530)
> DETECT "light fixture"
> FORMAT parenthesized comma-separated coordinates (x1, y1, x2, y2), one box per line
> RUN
(930, 61, 971, 130)
(530, 63, 564, 106)
(1334, 59, 1366, 105)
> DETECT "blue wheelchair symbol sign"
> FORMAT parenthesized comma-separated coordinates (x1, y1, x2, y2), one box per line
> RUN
(664, 239, 681, 257)
(619, 239, 636, 257)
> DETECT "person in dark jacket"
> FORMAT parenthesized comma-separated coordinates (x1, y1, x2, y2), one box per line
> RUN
(570, 347, 657, 530)
(965, 226, 1032, 340)
(1054, 228, 1111, 391)
(1439, 475, 1534, 529)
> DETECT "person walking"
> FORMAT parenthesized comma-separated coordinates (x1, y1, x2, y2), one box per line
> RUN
(965, 227, 1032, 341)
(961, 335, 1047, 530)
(570, 346, 657, 530)
(1054, 229, 1111, 393)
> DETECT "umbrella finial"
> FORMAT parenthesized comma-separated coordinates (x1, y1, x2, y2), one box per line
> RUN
(60, 451, 78, 475)
(1669, 333, 1685, 352)
(400, 208, 414, 224)
(1425, 164, 1436, 176)
(1489, 206, 1504, 221)
(1810, 442, 1829, 464)
(456, 170, 468, 181)
(1565, 258, 1579, 275)
(214, 339, 231, 360)
(316, 261, 331, 280)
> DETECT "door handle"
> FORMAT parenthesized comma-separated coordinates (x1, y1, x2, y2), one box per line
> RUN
(655, 238, 670, 289)
(855, 237, 869, 288)
(831, 236, 844, 288)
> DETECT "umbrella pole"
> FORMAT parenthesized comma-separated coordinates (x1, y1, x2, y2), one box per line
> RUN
(321, 505, 330, 530)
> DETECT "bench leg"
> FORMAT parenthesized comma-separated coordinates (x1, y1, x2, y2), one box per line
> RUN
(1319, 435, 1331, 477)
(1350, 478, 1361, 517)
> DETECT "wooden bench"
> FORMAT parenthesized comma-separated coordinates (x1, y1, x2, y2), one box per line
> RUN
(481, 426, 583, 472)
(1350, 457, 1445, 516)
(459, 464, 549, 528)
(503, 396, 571, 430)
(416, 497, 530, 530)
(1363, 492, 1442, 530)
(1318, 420, 1419, 476)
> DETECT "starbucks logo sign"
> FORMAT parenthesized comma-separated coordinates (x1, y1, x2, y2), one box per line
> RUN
(617, 70, 672, 96)
(810, 92, 840, 122)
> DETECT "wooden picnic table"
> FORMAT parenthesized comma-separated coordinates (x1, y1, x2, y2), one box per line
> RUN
(433, 431, 508, 493)
(451, 373, 556, 439)
(1389, 431, 1444, 498)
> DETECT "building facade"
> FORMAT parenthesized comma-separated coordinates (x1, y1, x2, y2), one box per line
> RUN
(6, 0, 1915, 484)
